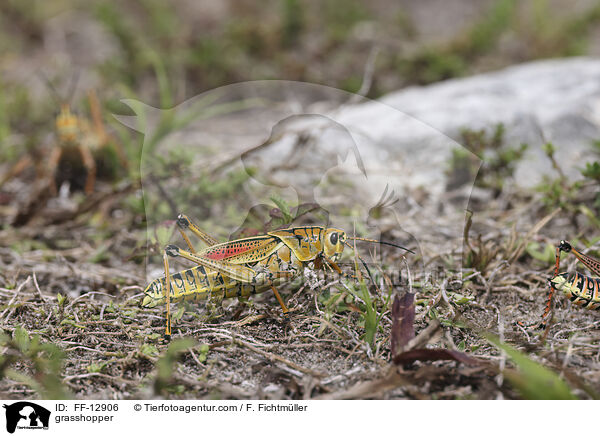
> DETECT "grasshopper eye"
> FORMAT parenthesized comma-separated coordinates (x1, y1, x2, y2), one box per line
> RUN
(329, 232, 338, 245)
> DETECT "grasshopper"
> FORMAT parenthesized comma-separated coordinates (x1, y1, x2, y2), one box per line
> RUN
(48, 90, 129, 194)
(540, 240, 600, 327)
(0, 73, 128, 195)
(142, 214, 413, 339)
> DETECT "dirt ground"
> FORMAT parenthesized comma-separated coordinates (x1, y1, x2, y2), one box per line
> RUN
(1, 159, 599, 400)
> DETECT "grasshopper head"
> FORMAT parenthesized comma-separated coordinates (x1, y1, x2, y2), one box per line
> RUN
(558, 240, 572, 252)
(56, 104, 78, 142)
(323, 228, 346, 262)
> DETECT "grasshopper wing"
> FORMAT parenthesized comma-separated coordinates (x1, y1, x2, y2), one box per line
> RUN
(198, 235, 284, 264)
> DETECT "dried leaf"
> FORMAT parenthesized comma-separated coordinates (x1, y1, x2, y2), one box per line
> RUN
(392, 348, 483, 367)
(316, 368, 407, 400)
(390, 293, 415, 357)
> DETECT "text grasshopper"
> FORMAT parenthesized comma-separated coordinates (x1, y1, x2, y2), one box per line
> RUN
(541, 240, 600, 327)
(142, 214, 412, 339)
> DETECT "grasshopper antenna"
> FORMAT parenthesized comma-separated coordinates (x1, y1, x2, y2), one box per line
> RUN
(36, 71, 63, 106)
(348, 236, 415, 254)
(66, 70, 81, 104)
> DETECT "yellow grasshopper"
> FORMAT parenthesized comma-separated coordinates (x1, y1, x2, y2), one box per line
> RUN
(142, 214, 413, 339)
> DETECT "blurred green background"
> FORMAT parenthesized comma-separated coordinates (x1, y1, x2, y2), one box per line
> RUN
(2, 0, 600, 107)
(2, 0, 600, 185)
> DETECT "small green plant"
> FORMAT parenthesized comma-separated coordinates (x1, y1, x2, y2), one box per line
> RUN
(452, 0, 516, 58)
(0, 327, 69, 399)
(280, 0, 304, 48)
(524, 0, 600, 58)
(525, 241, 556, 264)
(396, 0, 515, 85)
(462, 210, 502, 273)
(581, 151, 600, 212)
(397, 49, 467, 85)
(536, 176, 581, 211)
(87, 361, 108, 374)
(344, 279, 388, 349)
(449, 123, 528, 195)
(537, 140, 600, 228)
(139, 343, 160, 359)
(581, 161, 600, 181)
(322, 0, 369, 42)
(269, 196, 293, 225)
(154, 338, 196, 395)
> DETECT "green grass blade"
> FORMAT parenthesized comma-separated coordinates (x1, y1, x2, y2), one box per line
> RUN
(487, 335, 576, 399)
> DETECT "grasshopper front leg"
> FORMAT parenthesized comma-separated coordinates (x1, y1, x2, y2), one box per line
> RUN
(319, 254, 372, 283)
(77, 143, 96, 194)
(47, 146, 63, 195)
(269, 282, 289, 315)
(539, 247, 560, 329)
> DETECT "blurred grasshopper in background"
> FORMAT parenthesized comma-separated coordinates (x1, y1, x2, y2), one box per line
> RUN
(142, 214, 413, 339)
(49, 88, 128, 194)
(0, 73, 128, 194)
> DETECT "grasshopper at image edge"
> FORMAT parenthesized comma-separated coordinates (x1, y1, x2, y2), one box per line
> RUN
(541, 240, 600, 328)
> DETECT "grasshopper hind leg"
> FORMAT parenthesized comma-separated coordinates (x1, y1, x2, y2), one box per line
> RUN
(176, 213, 220, 249)
(163, 249, 172, 341)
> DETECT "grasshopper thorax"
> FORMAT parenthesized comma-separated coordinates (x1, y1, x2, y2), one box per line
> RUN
(323, 228, 346, 262)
